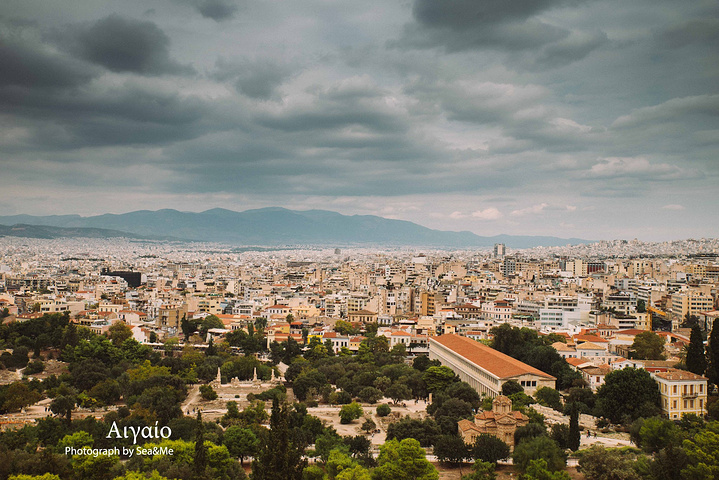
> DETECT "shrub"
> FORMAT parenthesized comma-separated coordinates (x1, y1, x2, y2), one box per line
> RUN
(376, 404, 391, 417)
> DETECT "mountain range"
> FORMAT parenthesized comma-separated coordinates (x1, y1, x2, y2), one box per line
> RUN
(0, 208, 591, 248)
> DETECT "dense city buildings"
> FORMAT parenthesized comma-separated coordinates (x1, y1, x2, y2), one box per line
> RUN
(1, 235, 718, 421)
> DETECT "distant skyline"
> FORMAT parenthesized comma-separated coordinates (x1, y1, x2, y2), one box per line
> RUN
(0, 0, 717, 241)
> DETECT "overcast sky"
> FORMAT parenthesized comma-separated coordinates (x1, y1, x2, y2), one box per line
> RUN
(1, 0, 717, 241)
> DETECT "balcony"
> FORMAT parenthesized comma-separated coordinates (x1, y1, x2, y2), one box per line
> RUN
(682, 393, 698, 399)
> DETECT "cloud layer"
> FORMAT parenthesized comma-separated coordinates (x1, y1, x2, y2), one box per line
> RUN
(0, 0, 716, 241)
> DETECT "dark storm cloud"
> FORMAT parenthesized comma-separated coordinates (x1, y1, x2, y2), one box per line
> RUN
(0, 34, 98, 88)
(412, 0, 571, 29)
(0, 78, 212, 149)
(657, 18, 719, 49)
(197, 0, 239, 21)
(173, 0, 241, 21)
(213, 58, 294, 100)
(394, 0, 587, 54)
(58, 14, 193, 75)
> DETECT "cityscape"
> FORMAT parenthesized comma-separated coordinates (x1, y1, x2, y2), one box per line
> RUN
(1, 0, 718, 479)
(1, 233, 718, 479)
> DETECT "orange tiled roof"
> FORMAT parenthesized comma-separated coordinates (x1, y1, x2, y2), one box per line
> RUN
(573, 334, 609, 343)
(430, 334, 555, 380)
(654, 369, 708, 381)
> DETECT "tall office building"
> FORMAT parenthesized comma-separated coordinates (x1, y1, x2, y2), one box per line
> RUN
(494, 243, 506, 258)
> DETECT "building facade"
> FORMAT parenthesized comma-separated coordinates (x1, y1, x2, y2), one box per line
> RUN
(429, 334, 556, 397)
(652, 369, 708, 420)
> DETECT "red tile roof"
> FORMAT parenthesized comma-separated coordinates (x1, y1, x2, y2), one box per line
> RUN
(654, 369, 708, 381)
(430, 334, 555, 380)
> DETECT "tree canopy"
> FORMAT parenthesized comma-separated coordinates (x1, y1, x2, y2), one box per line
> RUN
(595, 368, 661, 424)
(631, 332, 666, 360)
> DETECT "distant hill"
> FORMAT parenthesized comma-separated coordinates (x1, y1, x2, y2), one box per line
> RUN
(0, 224, 157, 240)
(0, 208, 591, 247)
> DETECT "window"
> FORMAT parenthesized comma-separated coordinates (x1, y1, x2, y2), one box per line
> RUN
(673, 385, 677, 394)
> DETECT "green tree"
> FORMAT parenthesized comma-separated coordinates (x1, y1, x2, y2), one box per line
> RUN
(23, 359, 45, 375)
(372, 438, 438, 480)
(636, 300, 646, 314)
(434, 435, 469, 465)
(199, 384, 218, 401)
(336, 465, 371, 480)
(432, 398, 474, 436)
(223, 426, 259, 465)
(514, 423, 547, 447)
(269, 341, 285, 365)
(631, 332, 666, 360)
(708, 320, 719, 389)
(386, 416, 441, 447)
(339, 402, 364, 424)
(385, 383, 412, 405)
(58, 431, 94, 451)
(361, 417, 376, 434)
(2, 382, 42, 412)
(522, 459, 571, 480)
(50, 394, 76, 426)
(376, 404, 391, 417)
(9, 475, 64, 480)
(358, 387, 383, 404)
(423, 366, 455, 393)
(200, 315, 224, 337)
(568, 407, 581, 451)
(681, 421, 719, 480)
(577, 445, 643, 480)
(390, 343, 407, 360)
(302, 465, 326, 480)
(686, 325, 707, 375)
(444, 382, 482, 410)
(194, 411, 208, 479)
(70, 452, 122, 480)
(181, 316, 199, 340)
(595, 368, 661, 424)
(111, 472, 171, 480)
(335, 320, 357, 336)
(550, 424, 571, 450)
(252, 399, 307, 480)
(469, 434, 510, 464)
(535, 387, 562, 411)
(107, 322, 133, 346)
(501, 380, 523, 396)
(636, 417, 680, 454)
(512, 436, 566, 473)
(327, 449, 356, 478)
(461, 461, 497, 480)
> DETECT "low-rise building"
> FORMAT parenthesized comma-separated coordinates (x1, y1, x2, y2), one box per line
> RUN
(429, 333, 556, 397)
(458, 395, 529, 448)
(652, 369, 708, 420)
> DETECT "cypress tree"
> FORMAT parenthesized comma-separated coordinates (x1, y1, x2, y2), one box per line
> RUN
(194, 411, 208, 480)
(707, 321, 719, 389)
(251, 399, 307, 480)
(568, 406, 581, 451)
(686, 325, 707, 375)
